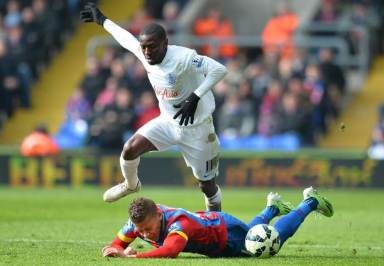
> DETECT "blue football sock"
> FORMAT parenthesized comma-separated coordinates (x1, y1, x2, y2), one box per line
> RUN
(247, 206, 279, 228)
(274, 198, 318, 244)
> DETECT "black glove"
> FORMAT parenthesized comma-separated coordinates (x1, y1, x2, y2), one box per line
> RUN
(173, 93, 200, 126)
(80, 2, 107, 25)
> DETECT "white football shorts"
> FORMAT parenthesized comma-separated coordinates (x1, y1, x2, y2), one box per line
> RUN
(136, 115, 220, 181)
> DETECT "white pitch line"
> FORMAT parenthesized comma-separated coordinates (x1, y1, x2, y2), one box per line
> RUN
(285, 244, 384, 251)
(1, 238, 383, 251)
(0, 238, 106, 245)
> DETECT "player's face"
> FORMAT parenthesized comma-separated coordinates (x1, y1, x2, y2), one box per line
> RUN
(139, 33, 168, 65)
(134, 212, 162, 241)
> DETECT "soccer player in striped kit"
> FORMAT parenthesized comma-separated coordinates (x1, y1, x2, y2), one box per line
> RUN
(80, 3, 227, 211)
(101, 187, 333, 258)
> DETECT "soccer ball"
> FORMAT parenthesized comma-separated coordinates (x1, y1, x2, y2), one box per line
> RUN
(245, 224, 280, 258)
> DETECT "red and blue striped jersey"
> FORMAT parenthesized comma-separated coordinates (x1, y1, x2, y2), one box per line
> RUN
(116, 204, 228, 257)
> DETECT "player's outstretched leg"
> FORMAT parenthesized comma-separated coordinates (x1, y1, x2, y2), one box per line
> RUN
(103, 134, 156, 202)
(303, 186, 334, 217)
(103, 156, 141, 202)
(273, 187, 333, 245)
(267, 192, 294, 216)
(247, 192, 293, 228)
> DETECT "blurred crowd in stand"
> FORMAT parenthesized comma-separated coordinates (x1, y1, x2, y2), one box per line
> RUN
(0, 0, 82, 128)
(1, 0, 380, 151)
(58, 0, 384, 151)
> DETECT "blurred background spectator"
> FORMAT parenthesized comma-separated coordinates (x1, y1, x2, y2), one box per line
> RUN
(261, 1, 298, 61)
(194, 8, 238, 61)
(20, 123, 60, 156)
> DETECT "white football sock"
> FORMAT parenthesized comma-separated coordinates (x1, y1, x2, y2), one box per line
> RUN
(205, 185, 222, 208)
(120, 156, 140, 189)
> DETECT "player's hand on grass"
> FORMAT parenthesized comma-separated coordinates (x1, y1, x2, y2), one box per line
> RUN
(124, 246, 137, 256)
(173, 93, 200, 126)
(80, 2, 107, 25)
(101, 245, 126, 257)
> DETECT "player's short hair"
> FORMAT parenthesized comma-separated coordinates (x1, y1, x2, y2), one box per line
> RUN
(129, 197, 158, 224)
(140, 23, 167, 41)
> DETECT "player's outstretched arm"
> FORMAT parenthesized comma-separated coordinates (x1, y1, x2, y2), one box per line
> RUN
(80, 2, 107, 25)
(135, 233, 188, 258)
(80, 3, 142, 59)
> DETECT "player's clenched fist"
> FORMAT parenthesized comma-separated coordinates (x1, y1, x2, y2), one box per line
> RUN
(173, 93, 200, 126)
(80, 2, 107, 25)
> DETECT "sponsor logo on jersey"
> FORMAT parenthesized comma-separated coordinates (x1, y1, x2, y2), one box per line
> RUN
(154, 87, 180, 99)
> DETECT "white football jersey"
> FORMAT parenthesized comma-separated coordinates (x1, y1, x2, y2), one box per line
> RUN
(104, 19, 227, 126)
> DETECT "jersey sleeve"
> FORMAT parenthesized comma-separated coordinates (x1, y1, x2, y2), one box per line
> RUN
(135, 220, 189, 258)
(166, 220, 190, 241)
(187, 51, 228, 98)
(103, 19, 145, 62)
(110, 220, 138, 249)
(135, 233, 187, 258)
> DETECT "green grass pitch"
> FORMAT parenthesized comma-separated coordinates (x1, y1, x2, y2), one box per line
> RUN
(1, 186, 383, 265)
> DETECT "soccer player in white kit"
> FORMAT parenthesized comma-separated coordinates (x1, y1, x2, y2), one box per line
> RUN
(80, 3, 227, 211)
